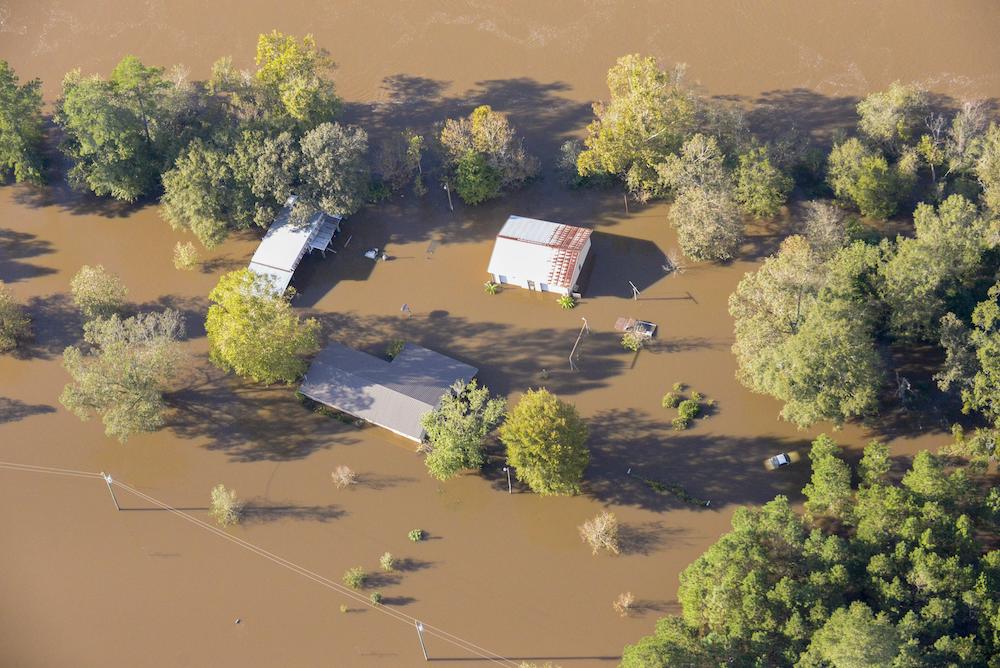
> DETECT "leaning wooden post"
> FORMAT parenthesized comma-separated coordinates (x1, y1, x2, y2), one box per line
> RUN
(101, 472, 120, 511)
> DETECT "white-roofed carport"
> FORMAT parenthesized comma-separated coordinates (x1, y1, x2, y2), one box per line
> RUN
(248, 196, 342, 294)
(486, 215, 592, 296)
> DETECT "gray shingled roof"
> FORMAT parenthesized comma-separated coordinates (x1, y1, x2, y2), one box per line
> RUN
(299, 342, 478, 442)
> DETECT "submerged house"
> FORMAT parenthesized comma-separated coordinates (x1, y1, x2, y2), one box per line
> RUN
(299, 342, 478, 442)
(486, 215, 593, 296)
(248, 196, 341, 294)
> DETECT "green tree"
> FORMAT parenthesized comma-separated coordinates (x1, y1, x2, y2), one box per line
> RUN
(298, 122, 369, 216)
(827, 138, 907, 218)
(976, 123, 1000, 215)
(439, 105, 538, 204)
(0, 60, 45, 184)
(669, 184, 743, 262)
(577, 54, 696, 201)
(735, 145, 793, 217)
(375, 129, 425, 194)
(801, 200, 850, 258)
(0, 284, 31, 352)
(56, 57, 170, 200)
(499, 389, 589, 495)
(205, 269, 319, 384)
(60, 310, 184, 442)
(655, 133, 729, 194)
(253, 31, 339, 128)
(937, 283, 1000, 427)
(878, 194, 989, 341)
(803, 434, 854, 521)
(419, 380, 506, 480)
(858, 440, 890, 487)
(621, 616, 721, 667)
(797, 602, 902, 668)
(160, 136, 256, 247)
(856, 81, 928, 152)
(70, 264, 127, 321)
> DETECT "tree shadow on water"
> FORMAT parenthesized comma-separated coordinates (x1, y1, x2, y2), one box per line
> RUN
(0, 397, 56, 424)
(241, 499, 346, 524)
(0, 228, 57, 283)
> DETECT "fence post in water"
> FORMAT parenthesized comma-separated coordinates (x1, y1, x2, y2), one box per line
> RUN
(415, 620, 429, 661)
(101, 472, 120, 511)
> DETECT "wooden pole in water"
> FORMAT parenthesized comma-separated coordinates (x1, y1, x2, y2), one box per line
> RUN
(415, 620, 429, 661)
(101, 472, 120, 511)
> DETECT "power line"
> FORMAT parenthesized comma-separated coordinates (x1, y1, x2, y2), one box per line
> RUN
(0, 461, 519, 667)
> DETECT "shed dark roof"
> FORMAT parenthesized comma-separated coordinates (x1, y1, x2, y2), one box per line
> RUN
(299, 343, 478, 441)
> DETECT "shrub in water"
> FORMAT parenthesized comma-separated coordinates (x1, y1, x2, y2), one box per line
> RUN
(557, 294, 576, 309)
(379, 551, 395, 572)
(672, 416, 690, 431)
(370, 591, 383, 605)
(578, 511, 620, 555)
(408, 529, 425, 542)
(484, 281, 500, 295)
(661, 392, 681, 408)
(678, 399, 701, 421)
(343, 567, 367, 589)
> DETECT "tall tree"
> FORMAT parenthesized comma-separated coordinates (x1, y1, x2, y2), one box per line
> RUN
(60, 310, 184, 442)
(937, 282, 1000, 428)
(0, 284, 31, 352)
(735, 145, 793, 218)
(419, 380, 507, 480)
(499, 389, 589, 496)
(298, 122, 370, 216)
(205, 269, 319, 384)
(878, 194, 990, 341)
(253, 31, 339, 128)
(802, 434, 854, 521)
(70, 264, 127, 321)
(576, 54, 696, 201)
(976, 123, 1000, 215)
(856, 81, 929, 153)
(56, 57, 168, 200)
(797, 602, 902, 668)
(0, 60, 45, 184)
(668, 184, 743, 262)
(827, 137, 913, 219)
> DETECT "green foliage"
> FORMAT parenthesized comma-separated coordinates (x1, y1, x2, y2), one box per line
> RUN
(297, 122, 370, 216)
(802, 434, 854, 521)
(856, 81, 928, 152)
(730, 237, 884, 427)
(369, 592, 383, 605)
(0, 284, 31, 353)
(419, 380, 506, 480)
(452, 150, 502, 205)
(342, 566, 366, 589)
(668, 182, 743, 262)
(440, 105, 539, 205)
(621, 331, 644, 352)
(735, 145, 793, 217)
(879, 194, 989, 341)
(937, 283, 1000, 428)
(671, 416, 690, 431)
(976, 123, 1000, 215)
(0, 60, 45, 184)
(483, 281, 500, 295)
(499, 389, 590, 496)
(385, 339, 405, 360)
(802, 200, 850, 258)
(661, 392, 680, 408)
(827, 138, 910, 218)
(624, 440, 1000, 666)
(70, 264, 127, 321)
(172, 241, 199, 270)
(379, 552, 395, 572)
(209, 483, 242, 526)
(557, 294, 576, 309)
(205, 269, 320, 384)
(56, 57, 170, 200)
(60, 310, 184, 442)
(253, 31, 339, 128)
(677, 399, 700, 421)
(672, 382, 684, 392)
(577, 54, 696, 201)
(798, 602, 902, 668)
(407, 529, 424, 542)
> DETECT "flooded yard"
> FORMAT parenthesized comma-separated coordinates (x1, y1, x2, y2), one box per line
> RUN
(2, 1, 1000, 665)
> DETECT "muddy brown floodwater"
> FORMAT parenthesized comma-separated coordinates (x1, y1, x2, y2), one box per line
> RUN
(2, 1, 1000, 666)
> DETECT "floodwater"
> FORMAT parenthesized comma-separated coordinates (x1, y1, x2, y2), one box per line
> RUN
(2, 1, 1000, 666)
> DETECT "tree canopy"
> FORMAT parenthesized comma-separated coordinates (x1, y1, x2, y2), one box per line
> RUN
(0, 284, 31, 353)
(60, 309, 185, 442)
(623, 435, 1000, 666)
(205, 269, 319, 384)
(0, 60, 45, 184)
(499, 389, 589, 495)
(419, 380, 507, 480)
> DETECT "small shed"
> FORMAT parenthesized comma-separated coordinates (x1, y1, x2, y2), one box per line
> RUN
(299, 343, 478, 442)
(486, 215, 592, 296)
(248, 196, 342, 294)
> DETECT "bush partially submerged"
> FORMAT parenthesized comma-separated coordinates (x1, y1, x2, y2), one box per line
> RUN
(579, 510, 620, 555)
(343, 567, 366, 589)
(331, 465, 357, 489)
(209, 484, 242, 527)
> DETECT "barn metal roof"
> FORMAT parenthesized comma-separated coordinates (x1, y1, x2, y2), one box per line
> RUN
(487, 215, 592, 289)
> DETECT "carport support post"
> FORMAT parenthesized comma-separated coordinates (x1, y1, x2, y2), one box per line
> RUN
(101, 472, 120, 511)
(415, 621, 429, 661)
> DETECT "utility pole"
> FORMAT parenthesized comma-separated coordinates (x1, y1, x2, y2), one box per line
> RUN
(624, 193, 629, 214)
(101, 472, 120, 511)
(415, 620, 429, 661)
(502, 466, 512, 494)
(443, 182, 453, 211)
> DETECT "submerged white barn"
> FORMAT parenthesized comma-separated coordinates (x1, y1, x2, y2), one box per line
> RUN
(486, 215, 592, 296)
(248, 197, 341, 294)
